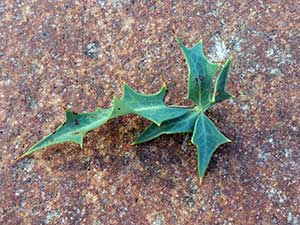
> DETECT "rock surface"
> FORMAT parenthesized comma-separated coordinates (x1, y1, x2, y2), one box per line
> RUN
(1, 0, 299, 224)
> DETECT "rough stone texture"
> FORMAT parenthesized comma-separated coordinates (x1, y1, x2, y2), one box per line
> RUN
(1, 0, 299, 224)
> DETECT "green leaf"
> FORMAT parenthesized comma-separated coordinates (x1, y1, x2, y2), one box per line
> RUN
(134, 111, 199, 144)
(19, 108, 113, 158)
(176, 37, 221, 108)
(212, 56, 233, 104)
(118, 84, 191, 126)
(191, 113, 231, 180)
(19, 84, 191, 158)
(20, 36, 234, 182)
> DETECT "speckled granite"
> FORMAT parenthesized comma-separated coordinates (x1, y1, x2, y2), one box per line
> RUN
(1, 0, 299, 224)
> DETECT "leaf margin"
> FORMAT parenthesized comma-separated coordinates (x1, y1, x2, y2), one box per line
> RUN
(191, 113, 231, 182)
(18, 83, 192, 159)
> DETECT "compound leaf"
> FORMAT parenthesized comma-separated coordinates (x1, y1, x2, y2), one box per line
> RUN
(20, 36, 234, 183)
(192, 113, 231, 180)
(176, 37, 220, 108)
(134, 111, 199, 144)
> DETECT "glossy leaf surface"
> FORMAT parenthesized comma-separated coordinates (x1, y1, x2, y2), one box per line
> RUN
(20, 84, 190, 158)
(191, 113, 230, 179)
(118, 84, 191, 126)
(212, 57, 233, 104)
(176, 37, 220, 108)
(134, 111, 199, 144)
(21, 36, 234, 182)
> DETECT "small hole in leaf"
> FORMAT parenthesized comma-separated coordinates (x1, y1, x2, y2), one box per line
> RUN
(75, 119, 80, 125)
(199, 75, 205, 81)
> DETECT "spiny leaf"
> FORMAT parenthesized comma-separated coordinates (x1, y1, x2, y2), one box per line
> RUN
(134, 37, 234, 181)
(20, 35, 235, 183)
(176, 37, 221, 108)
(19, 108, 112, 158)
(19, 84, 191, 158)
(119, 84, 191, 126)
(212, 56, 233, 104)
(191, 113, 231, 179)
(134, 111, 199, 144)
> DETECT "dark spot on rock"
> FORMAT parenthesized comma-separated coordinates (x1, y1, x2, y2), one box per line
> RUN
(41, 31, 49, 39)
(75, 119, 80, 125)
(121, 156, 130, 166)
(168, 153, 181, 164)
(199, 75, 205, 81)
(278, 110, 285, 120)
(85, 41, 100, 59)
(160, 178, 176, 189)
(64, 2, 71, 9)
(135, 197, 139, 203)
(82, 157, 92, 170)
(183, 195, 194, 208)
(216, 90, 221, 97)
